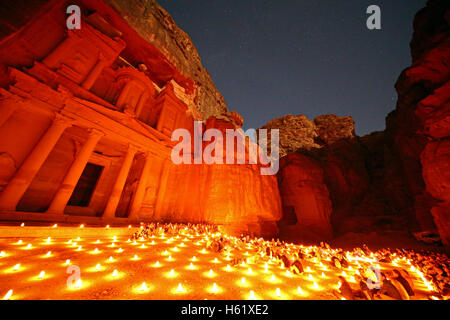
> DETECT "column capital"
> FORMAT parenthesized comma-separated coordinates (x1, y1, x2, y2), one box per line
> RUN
(87, 128, 105, 138)
(139, 150, 151, 158)
(126, 144, 139, 154)
(54, 113, 74, 128)
(98, 52, 106, 61)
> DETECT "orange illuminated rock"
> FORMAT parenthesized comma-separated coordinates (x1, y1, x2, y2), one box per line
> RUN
(155, 113, 282, 237)
(266, 0, 450, 245)
(0, 0, 282, 238)
(388, 0, 450, 243)
(421, 141, 450, 202)
(277, 153, 332, 241)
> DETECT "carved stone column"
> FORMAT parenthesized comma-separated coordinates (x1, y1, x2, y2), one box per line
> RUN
(82, 53, 107, 90)
(154, 159, 171, 218)
(102, 144, 137, 218)
(0, 115, 72, 211)
(115, 81, 132, 110)
(128, 152, 152, 219)
(134, 91, 149, 118)
(46, 128, 104, 214)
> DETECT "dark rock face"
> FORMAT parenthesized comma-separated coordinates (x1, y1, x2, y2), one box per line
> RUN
(388, 0, 450, 245)
(277, 153, 333, 241)
(271, 115, 412, 239)
(271, 0, 450, 246)
(314, 115, 355, 146)
(259, 114, 319, 158)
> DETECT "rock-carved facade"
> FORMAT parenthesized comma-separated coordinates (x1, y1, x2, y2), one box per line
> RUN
(0, 0, 282, 237)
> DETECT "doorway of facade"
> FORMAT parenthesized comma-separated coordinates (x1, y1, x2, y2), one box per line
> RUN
(68, 163, 104, 207)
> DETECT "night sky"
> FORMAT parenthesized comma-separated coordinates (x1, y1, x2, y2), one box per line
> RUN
(158, 0, 426, 136)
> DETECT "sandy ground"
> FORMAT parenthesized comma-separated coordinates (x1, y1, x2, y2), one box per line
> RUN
(0, 227, 442, 300)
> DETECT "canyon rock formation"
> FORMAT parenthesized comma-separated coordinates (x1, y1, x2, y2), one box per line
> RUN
(278, 153, 333, 241)
(269, 0, 450, 246)
(0, 0, 448, 246)
(388, 0, 450, 245)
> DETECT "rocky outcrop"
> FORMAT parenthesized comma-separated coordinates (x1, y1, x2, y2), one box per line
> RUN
(270, 0, 450, 246)
(266, 112, 425, 242)
(278, 153, 332, 241)
(263, 114, 372, 238)
(314, 115, 355, 146)
(387, 0, 450, 245)
(259, 114, 319, 157)
(421, 141, 450, 202)
(156, 113, 282, 237)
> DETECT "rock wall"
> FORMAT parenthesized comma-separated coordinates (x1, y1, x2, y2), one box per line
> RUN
(259, 114, 319, 158)
(267, 0, 450, 246)
(387, 0, 450, 245)
(156, 112, 282, 237)
(262, 114, 385, 240)
(278, 153, 332, 241)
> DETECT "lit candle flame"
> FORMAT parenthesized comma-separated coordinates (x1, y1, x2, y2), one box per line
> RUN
(3, 289, 13, 300)
(138, 282, 148, 292)
(74, 279, 82, 289)
(175, 283, 185, 293)
(210, 283, 219, 293)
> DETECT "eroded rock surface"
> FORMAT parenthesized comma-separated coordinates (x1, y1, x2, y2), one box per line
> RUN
(269, 0, 450, 246)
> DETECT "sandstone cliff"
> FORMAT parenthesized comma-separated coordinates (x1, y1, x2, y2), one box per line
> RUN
(387, 0, 450, 245)
(268, 0, 450, 246)
(155, 112, 282, 237)
(262, 114, 399, 241)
